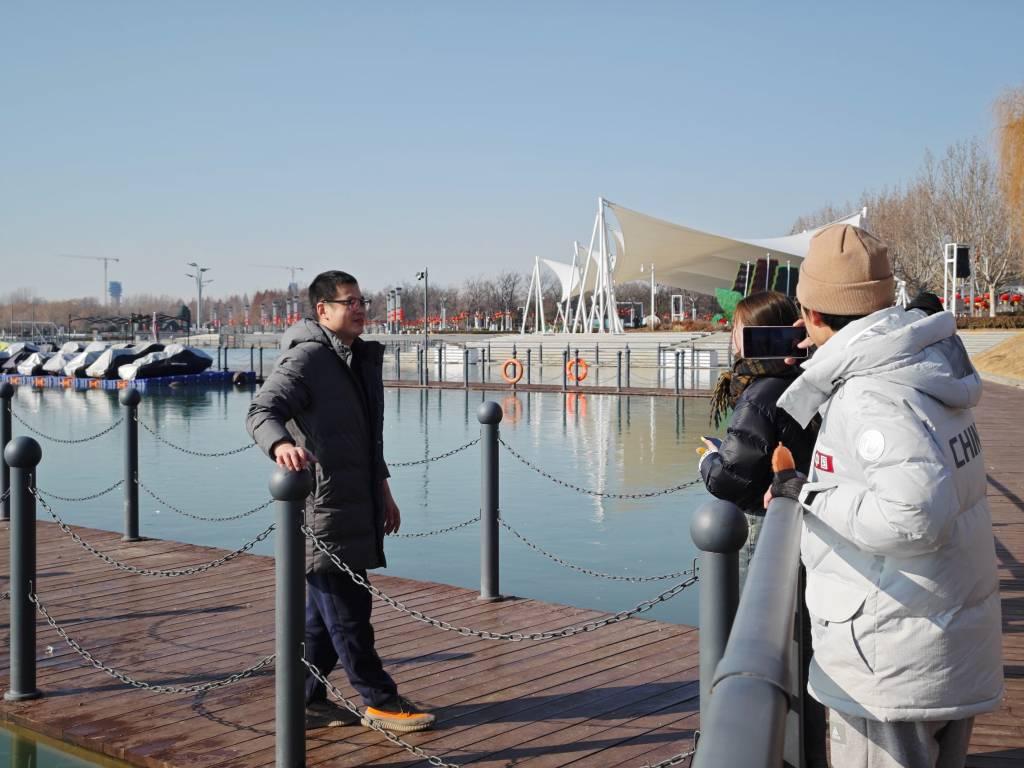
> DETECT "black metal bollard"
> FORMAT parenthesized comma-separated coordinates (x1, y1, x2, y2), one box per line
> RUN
(690, 499, 747, 726)
(463, 348, 469, 389)
(269, 466, 313, 768)
(395, 347, 401, 381)
(526, 348, 532, 385)
(259, 347, 265, 380)
(1, 382, 12, 521)
(675, 350, 682, 393)
(120, 389, 141, 541)
(477, 401, 503, 602)
(561, 349, 568, 392)
(625, 345, 631, 388)
(4, 436, 42, 702)
(250, 345, 255, 374)
(573, 348, 580, 388)
(616, 351, 622, 392)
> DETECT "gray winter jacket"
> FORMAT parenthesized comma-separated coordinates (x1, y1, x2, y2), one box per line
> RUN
(246, 320, 389, 573)
(778, 307, 1003, 722)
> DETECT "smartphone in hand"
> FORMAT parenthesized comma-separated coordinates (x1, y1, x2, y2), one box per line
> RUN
(701, 436, 722, 450)
(742, 326, 809, 359)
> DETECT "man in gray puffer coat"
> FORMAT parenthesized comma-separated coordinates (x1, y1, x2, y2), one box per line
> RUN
(770, 225, 1003, 768)
(247, 270, 434, 733)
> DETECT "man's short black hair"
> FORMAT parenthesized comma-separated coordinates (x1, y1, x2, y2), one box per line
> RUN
(817, 311, 865, 332)
(308, 271, 358, 309)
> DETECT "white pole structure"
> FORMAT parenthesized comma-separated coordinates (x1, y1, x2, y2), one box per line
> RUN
(562, 242, 582, 333)
(765, 253, 772, 291)
(572, 212, 600, 333)
(786, 260, 792, 296)
(744, 261, 752, 297)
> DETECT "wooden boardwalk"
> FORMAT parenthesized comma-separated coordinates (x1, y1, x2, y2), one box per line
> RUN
(0, 380, 1022, 767)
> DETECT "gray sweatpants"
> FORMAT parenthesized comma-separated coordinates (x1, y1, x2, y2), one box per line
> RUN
(828, 710, 974, 768)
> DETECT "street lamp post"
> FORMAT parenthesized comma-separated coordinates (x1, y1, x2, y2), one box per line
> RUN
(186, 262, 211, 335)
(416, 269, 429, 385)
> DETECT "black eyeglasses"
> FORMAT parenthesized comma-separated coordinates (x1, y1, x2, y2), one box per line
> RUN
(321, 298, 372, 309)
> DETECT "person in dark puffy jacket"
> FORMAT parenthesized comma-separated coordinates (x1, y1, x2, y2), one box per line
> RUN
(697, 290, 826, 767)
(246, 270, 435, 734)
(699, 291, 818, 526)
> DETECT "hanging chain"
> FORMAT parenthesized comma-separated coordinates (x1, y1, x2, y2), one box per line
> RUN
(1, 488, 9, 503)
(31, 591, 274, 693)
(139, 481, 272, 522)
(641, 747, 696, 768)
(303, 526, 697, 641)
(34, 489, 276, 577)
(499, 517, 697, 583)
(391, 516, 479, 538)
(137, 417, 256, 457)
(498, 438, 703, 499)
(11, 409, 123, 444)
(37, 479, 123, 503)
(302, 659, 462, 768)
(387, 437, 480, 467)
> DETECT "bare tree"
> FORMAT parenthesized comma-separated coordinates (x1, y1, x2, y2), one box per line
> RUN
(995, 85, 1024, 268)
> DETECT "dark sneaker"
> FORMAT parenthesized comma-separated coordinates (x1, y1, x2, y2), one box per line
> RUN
(306, 699, 360, 729)
(361, 695, 436, 733)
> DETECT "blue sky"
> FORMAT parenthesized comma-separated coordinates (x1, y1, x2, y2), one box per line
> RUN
(2, 1, 1022, 302)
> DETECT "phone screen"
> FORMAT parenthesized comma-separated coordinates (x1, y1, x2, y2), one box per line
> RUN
(741, 326, 809, 359)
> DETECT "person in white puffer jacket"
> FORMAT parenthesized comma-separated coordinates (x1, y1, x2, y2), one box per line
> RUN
(771, 224, 1003, 768)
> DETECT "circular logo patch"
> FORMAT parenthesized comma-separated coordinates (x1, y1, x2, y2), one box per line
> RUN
(858, 429, 886, 462)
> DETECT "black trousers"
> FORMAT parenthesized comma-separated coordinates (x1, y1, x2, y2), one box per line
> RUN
(303, 570, 397, 708)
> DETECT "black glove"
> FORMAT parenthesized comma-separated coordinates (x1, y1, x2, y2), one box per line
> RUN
(770, 468, 806, 502)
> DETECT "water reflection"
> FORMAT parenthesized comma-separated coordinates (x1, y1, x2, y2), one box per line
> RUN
(8, 382, 719, 626)
(1, 724, 133, 767)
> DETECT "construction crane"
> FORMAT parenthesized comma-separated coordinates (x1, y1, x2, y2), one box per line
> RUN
(253, 264, 305, 286)
(59, 254, 121, 306)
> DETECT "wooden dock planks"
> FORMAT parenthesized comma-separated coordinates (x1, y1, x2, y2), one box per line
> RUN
(0, 379, 1022, 766)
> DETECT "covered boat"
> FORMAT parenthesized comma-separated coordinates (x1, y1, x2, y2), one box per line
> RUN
(118, 345, 213, 380)
(43, 342, 87, 374)
(16, 352, 54, 376)
(1, 343, 39, 373)
(62, 342, 111, 378)
(85, 342, 164, 379)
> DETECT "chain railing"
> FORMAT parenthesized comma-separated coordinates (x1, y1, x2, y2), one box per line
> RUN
(11, 409, 123, 444)
(499, 437, 703, 499)
(34, 489, 276, 577)
(387, 437, 481, 467)
(138, 417, 256, 457)
(37, 479, 124, 503)
(30, 590, 275, 693)
(391, 515, 479, 538)
(139, 480, 272, 522)
(304, 525, 697, 641)
(499, 516, 697, 583)
(303, 659, 462, 768)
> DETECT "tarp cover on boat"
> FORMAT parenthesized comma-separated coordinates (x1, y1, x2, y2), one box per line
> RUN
(118, 345, 213, 380)
(85, 343, 164, 379)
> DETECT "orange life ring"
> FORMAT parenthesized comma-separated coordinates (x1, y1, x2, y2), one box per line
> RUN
(566, 357, 589, 382)
(501, 358, 524, 385)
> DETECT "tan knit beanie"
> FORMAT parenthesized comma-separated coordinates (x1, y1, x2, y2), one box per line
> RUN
(796, 224, 894, 315)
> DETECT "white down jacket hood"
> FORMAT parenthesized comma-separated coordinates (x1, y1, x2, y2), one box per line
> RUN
(778, 307, 1003, 722)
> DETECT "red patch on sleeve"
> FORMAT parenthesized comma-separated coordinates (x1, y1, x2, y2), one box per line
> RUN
(814, 451, 834, 473)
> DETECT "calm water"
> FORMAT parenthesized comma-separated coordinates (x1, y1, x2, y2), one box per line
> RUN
(8, 360, 723, 626)
(1, 724, 132, 767)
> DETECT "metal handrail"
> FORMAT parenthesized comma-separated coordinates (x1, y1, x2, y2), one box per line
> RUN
(693, 496, 803, 768)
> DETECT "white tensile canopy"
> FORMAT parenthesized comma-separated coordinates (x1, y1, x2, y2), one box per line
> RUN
(608, 203, 866, 296)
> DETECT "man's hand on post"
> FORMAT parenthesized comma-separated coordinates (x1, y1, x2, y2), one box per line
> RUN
(382, 478, 401, 535)
(273, 442, 317, 472)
